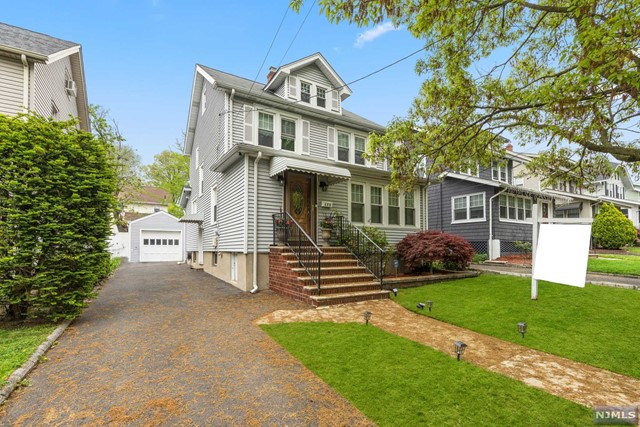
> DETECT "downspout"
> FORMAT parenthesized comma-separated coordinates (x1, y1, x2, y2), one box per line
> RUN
(21, 54, 29, 113)
(228, 89, 235, 150)
(488, 188, 508, 259)
(250, 151, 263, 293)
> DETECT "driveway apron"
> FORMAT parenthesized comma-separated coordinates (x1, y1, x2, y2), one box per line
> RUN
(0, 262, 373, 427)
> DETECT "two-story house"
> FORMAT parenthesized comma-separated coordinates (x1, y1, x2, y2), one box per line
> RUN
(0, 22, 89, 130)
(592, 163, 640, 228)
(179, 53, 428, 298)
(427, 145, 561, 260)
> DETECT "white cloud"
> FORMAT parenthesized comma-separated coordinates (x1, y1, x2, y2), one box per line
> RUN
(354, 22, 402, 48)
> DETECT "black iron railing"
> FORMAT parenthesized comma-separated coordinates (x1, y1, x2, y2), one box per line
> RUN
(272, 212, 324, 289)
(334, 216, 386, 288)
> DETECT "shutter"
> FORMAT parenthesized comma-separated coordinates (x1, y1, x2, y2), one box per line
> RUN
(301, 120, 310, 155)
(288, 76, 298, 99)
(327, 126, 336, 160)
(331, 89, 340, 111)
(243, 105, 253, 144)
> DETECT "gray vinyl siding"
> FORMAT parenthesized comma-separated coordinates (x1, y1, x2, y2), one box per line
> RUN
(32, 57, 78, 121)
(295, 64, 332, 89)
(309, 120, 327, 159)
(129, 214, 186, 263)
(274, 82, 285, 98)
(231, 98, 246, 146)
(0, 56, 24, 116)
(428, 177, 532, 244)
(217, 159, 246, 252)
(247, 158, 283, 252)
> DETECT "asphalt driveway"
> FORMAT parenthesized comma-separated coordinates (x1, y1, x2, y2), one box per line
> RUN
(0, 262, 373, 426)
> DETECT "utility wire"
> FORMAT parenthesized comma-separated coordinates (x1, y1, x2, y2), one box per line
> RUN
(247, 5, 290, 95)
(277, 0, 317, 67)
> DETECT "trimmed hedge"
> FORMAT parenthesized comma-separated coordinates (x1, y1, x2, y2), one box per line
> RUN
(592, 202, 636, 249)
(0, 114, 116, 320)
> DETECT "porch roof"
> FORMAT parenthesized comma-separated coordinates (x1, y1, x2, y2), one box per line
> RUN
(179, 212, 203, 224)
(269, 157, 351, 184)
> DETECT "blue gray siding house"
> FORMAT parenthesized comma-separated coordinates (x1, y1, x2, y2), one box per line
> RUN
(179, 53, 429, 292)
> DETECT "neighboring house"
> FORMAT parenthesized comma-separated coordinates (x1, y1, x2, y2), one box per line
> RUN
(180, 53, 428, 293)
(0, 22, 89, 130)
(515, 159, 640, 229)
(108, 186, 186, 262)
(428, 145, 560, 260)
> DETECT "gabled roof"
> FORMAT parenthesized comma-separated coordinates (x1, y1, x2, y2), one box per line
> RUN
(263, 52, 352, 100)
(121, 186, 171, 205)
(0, 22, 78, 62)
(184, 62, 384, 155)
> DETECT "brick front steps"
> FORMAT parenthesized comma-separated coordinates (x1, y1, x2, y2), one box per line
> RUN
(269, 246, 389, 307)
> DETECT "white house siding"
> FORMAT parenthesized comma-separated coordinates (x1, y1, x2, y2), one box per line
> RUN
(217, 159, 246, 252)
(185, 223, 199, 252)
(296, 64, 333, 90)
(32, 57, 78, 121)
(129, 213, 186, 263)
(231, 99, 247, 146)
(0, 55, 25, 116)
(309, 120, 328, 159)
(247, 158, 283, 252)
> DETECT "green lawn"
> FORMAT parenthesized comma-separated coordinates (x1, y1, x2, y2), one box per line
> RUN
(263, 323, 592, 427)
(395, 275, 640, 378)
(0, 322, 58, 382)
(625, 246, 640, 255)
(588, 254, 640, 276)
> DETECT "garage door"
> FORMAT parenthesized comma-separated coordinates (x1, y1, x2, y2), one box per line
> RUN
(140, 230, 183, 262)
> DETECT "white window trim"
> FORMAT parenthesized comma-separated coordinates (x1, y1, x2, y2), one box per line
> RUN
(252, 107, 303, 154)
(336, 128, 369, 166)
(336, 130, 351, 163)
(498, 194, 533, 223)
(451, 192, 486, 224)
(201, 85, 207, 115)
(370, 185, 384, 224)
(491, 160, 509, 183)
(348, 182, 420, 228)
(210, 185, 218, 225)
(296, 79, 332, 111)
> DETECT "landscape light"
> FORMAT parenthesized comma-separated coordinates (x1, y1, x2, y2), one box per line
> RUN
(453, 341, 467, 361)
(427, 300, 433, 312)
(364, 310, 372, 325)
(517, 322, 527, 338)
(417, 302, 425, 310)
(392, 288, 398, 297)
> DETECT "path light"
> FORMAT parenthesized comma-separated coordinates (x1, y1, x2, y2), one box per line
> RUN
(517, 322, 527, 338)
(427, 300, 433, 312)
(417, 302, 425, 310)
(392, 288, 398, 297)
(364, 310, 372, 325)
(454, 341, 467, 361)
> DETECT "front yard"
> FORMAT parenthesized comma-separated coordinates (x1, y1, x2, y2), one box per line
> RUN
(263, 322, 592, 426)
(588, 254, 640, 276)
(395, 275, 640, 378)
(0, 322, 58, 382)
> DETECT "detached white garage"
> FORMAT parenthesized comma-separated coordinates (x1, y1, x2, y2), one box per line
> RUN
(129, 211, 186, 263)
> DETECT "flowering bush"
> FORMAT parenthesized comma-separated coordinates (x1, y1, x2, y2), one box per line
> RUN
(275, 218, 292, 227)
(396, 230, 475, 273)
(320, 216, 334, 229)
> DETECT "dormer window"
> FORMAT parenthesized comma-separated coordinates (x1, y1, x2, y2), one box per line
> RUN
(301, 82, 311, 103)
(316, 87, 326, 108)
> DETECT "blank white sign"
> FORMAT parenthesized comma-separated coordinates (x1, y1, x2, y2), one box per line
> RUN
(532, 224, 592, 288)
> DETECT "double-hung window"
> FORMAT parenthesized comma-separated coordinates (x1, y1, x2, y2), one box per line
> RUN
(337, 132, 350, 162)
(301, 82, 311, 103)
(499, 194, 532, 221)
(405, 191, 415, 226)
(388, 191, 400, 225)
(354, 136, 366, 165)
(316, 87, 326, 108)
(491, 160, 509, 183)
(351, 184, 364, 222)
(258, 112, 274, 147)
(370, 186, 383, 224)
(281, 118, 296, 152)
(452, 193, 485, 222)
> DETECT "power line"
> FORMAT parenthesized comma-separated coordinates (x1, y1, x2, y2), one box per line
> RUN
(247, 5, 290, 96)
(277, 0, 317, 67)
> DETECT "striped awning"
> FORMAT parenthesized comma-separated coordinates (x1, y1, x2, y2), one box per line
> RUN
(269, 157, 351, 184)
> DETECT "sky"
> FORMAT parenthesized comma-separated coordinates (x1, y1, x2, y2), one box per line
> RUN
(3, 1, 426, 166)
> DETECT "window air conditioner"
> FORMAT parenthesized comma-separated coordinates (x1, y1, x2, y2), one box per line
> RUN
(65, 79, 77, 97)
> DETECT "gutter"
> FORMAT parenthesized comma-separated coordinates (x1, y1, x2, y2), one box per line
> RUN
(250, 151, 263, 294)
(20, 54, 28, 113)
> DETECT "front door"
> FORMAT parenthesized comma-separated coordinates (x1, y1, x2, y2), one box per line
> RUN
(285, 171, 315, 238)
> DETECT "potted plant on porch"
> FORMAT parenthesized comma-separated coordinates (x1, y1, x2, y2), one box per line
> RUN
(275, 217, 292, 244)
(320, 214, 334, 247)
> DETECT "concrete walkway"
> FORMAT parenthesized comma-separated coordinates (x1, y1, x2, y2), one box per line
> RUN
(0, 262, 373, 427)
(258, 299, 640, 409)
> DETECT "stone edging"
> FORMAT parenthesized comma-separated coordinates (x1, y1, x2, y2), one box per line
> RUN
(0, 319, 72, 405)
